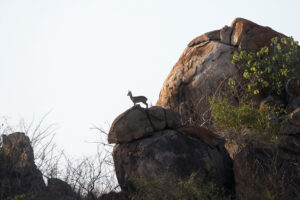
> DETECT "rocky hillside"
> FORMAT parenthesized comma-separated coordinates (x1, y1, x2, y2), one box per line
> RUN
(0, 18, 299, 200)
(107, 18, 300, 200)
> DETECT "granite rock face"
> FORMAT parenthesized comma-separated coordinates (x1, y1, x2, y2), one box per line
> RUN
(156, 18, 285, 127)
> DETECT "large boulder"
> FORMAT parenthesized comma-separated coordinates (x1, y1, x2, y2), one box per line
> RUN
(157, 40, 237, 126)
(113, 130, 234, 195)
(108, 105, 180, 144)
(156, 18, 285, 127)
(109, 105, 234, 198)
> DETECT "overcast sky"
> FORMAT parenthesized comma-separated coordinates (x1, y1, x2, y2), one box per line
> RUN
(1, 0, 300, 157)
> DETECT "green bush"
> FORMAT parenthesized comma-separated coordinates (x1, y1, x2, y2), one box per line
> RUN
(231, 37, 300, 96)
(210, 37, 299, 140)
(209, 97, 280, 138)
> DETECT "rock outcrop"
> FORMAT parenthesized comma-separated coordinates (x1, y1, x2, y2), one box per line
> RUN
(156, 18, 286, 127)
(158, 40, 237, 126)
(2, 17, 299, 200)
(0, 132, 78, 200)
(0, 132, 46, 199)
(109, 105, 234, 198)
(155, 17, 300, 199)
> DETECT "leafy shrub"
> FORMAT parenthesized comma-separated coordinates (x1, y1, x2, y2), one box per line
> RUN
(210, 97, 280, 139)
(209, 37, 300, 140)
(231, 37, 300, 96)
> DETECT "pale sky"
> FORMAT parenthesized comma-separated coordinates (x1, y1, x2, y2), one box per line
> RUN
(1, 0, 300, 157)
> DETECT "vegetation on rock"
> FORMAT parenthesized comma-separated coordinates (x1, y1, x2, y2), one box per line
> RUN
(210, 97, 280, 137)
(210, 37, 300, 141)
(231, 37, 300, 96)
